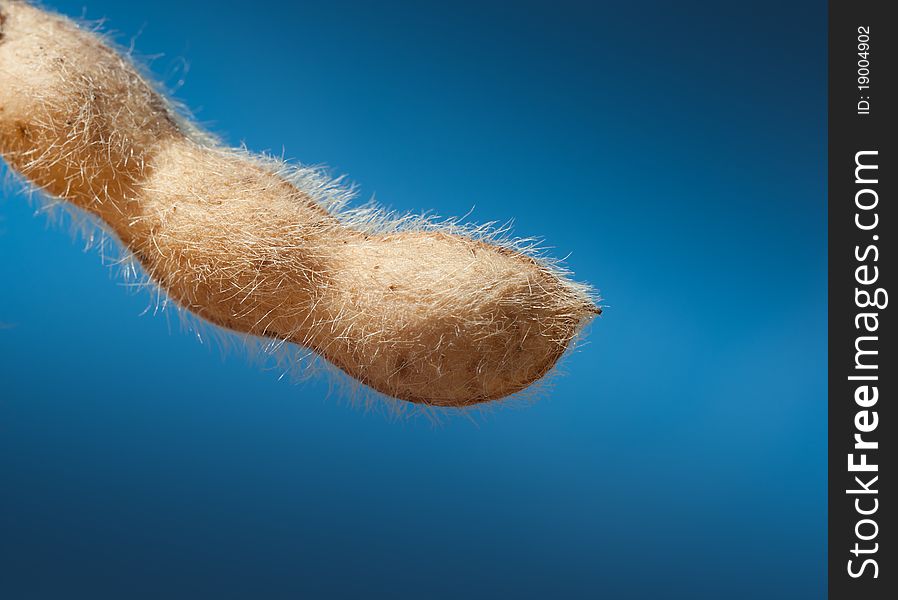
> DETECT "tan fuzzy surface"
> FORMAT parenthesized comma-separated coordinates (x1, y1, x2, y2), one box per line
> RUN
(0, 1, 600, 407)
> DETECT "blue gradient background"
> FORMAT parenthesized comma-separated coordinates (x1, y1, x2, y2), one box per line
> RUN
(0, 1, 826, 598)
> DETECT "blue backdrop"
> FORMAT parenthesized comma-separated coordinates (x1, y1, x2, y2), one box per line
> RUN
(0, 1, 826, 598)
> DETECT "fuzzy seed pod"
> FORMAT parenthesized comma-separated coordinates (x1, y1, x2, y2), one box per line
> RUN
(0, 1, 600, 407)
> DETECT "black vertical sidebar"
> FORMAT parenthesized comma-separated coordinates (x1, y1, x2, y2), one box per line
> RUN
(829, 1, 895, 598)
